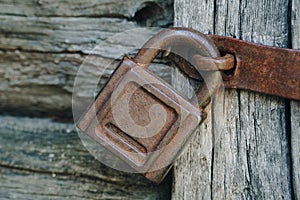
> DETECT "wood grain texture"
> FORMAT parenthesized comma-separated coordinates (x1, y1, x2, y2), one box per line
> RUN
(0, 1, 174, 198)
(174, 0, 214, 34)
(0, 0, 173, 23)
(173, 0, 293, 199)
(171, 70, 214, 200)
(292, 0, 300, 198)
(0, 116, 172, 199)
(291, 101, 300, 200)
(292, 0, 300, 49)
(0, 48, 171, 118)
(0, 0, 173, 118)
(172, 1, 215, 198)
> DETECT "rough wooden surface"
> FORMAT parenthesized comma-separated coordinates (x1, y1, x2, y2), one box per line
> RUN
(0, 0, 173, 118)
(291, 101, 300, 200)
(292, 0, 300, 49)
(171, 69, 214, 200)
(173, 0, 294, 199)
(0, 1, 174, 198)
(172, 2, 216, 199)
(0, 116, 172, 199)
(292, 0, 300, 199)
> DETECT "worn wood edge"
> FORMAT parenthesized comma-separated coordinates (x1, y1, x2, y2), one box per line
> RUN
(0, 168, 168, 200)
(0, 0, 174, 118)
(0, 27, 171, 119)
(0, 16, 163, 53)
(0, 50, 171, 119)
(291, 101, 300, 200)
(0, 0, 173, 26)
(291, 0, 300, 198)
(0, 115, 172, 199)
(292, 0, 300, 49)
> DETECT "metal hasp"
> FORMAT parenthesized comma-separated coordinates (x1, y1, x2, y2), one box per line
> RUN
(77, 28, 221, 184)
(206, 35, 300, 101)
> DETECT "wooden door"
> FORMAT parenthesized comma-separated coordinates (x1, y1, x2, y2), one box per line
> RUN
(172, 0, 300, 199)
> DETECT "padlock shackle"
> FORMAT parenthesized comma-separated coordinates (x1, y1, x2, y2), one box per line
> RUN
(134, 27, 220, 77)
(134, 27, 223, 108)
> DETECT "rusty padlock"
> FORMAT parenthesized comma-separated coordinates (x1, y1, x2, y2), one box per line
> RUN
(77, 28, 222, 183)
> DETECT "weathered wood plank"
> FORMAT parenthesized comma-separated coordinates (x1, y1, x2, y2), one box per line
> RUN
(0, 49, 170, 118)
(172, 104, 214, 200)
(292, 0, 300, 49)
(0, 168, 169, 200)
(0, 0, 173, 117)
(0, 27, 171, 116)
(174, 0, 214, 34)
(0, 1, 174, 198)
(291, 101, 300, 200)
(0, 0, 173, 53)
(0, 0, 173, 26)
(292, 0, 300, 199)
(0, 16, 169, 53)
(0, 16, 137, 52)
(0, 116, 172, 199)
(172, 1, 215, 199)
(173, 0, 293, 199)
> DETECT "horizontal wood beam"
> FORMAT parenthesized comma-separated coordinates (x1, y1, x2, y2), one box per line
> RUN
(0, 116, 172, 199)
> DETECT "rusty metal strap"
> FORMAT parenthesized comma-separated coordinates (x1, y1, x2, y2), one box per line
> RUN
(204, 35, 300, 101)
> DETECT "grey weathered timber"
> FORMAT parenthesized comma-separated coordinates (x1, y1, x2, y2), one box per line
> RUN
(172, 0, 220, 198)
(291, 101, 300, 200)
(171, 70, 214, 200)
(292, 0, 300, 199)
(173, 0, 294, 199)
(0, 0, 173, 118)
(292, 0, 300, 49)
(0, 116, 171, 199)
(172, 1, 215, 198)
(0, 0, 173, 23)
(0, 1, 174, 198)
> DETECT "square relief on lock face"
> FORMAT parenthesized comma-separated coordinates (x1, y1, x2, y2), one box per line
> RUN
(95, 66, 182, 168)
(78, 58, 202, 172)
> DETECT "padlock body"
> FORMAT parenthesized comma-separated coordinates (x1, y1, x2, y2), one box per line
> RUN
(77, 56, 204, 183)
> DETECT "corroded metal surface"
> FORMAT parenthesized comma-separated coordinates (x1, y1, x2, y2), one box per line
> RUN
(208, 35, 300, 101)
(77, 28, 221, 184)
(77, 56, 205, 183)
(193, 54, 235, 71)
(134, 27, 220, 79)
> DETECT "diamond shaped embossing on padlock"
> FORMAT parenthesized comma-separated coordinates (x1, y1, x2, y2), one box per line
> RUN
(77, 28, 221, 183)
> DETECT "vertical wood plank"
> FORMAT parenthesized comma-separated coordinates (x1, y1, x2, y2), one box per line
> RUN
(292, 0, 300, 48)
(213, 1, 292, 199)
(174, 0, 215, 33)
(292, 0, 300, 198)
(173, 0, 293, 199)
(291, 101, 300, 200)
(172, 1, 215, 199)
